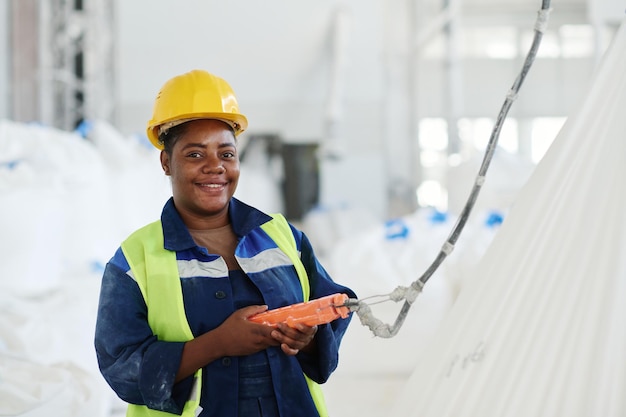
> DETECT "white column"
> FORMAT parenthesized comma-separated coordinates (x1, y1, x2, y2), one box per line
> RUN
(383, 0, 419, 218)
(0, 1, 9, 119)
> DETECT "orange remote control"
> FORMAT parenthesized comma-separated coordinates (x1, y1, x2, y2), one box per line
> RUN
(249, 293, 350, 327)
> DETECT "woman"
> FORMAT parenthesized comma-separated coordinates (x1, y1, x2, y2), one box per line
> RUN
(94, 70, 356, 417)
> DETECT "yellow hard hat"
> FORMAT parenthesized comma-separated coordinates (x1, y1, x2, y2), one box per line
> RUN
(146, 69, 248, 150)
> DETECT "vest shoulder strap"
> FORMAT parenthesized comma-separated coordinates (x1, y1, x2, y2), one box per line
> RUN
(260, 213, 310, 302)
(121, 220, 193, 341)
(261, 214, 328, 417)
(121, 221, 202, 417)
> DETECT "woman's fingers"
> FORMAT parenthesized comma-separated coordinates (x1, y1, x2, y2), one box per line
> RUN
(271, 323, 318, 355)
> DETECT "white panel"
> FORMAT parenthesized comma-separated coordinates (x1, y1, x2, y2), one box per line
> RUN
(588, 0, 625, 23)
(393, 20, 626, 417)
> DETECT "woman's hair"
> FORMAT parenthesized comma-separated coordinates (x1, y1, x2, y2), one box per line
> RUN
(158, 120, 236, 155)
(158, 123, 189, 155)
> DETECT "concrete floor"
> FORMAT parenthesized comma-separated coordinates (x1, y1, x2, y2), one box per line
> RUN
(324, 373, 409, 416)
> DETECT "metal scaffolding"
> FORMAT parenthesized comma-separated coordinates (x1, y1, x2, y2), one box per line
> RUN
(10, 0, 116, 131)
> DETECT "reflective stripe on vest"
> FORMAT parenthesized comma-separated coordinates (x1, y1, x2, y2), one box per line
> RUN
(121, 214, 327, 417)
(260, 214, 328, 417)
(121, 220, 202, 417)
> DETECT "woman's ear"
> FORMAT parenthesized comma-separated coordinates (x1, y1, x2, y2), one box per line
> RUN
(160, 151, 171, 176)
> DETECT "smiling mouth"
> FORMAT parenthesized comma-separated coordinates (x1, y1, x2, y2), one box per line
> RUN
(198, 183, 226, 189)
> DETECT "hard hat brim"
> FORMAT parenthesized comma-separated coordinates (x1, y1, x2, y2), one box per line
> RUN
(147, 113, 248, 150)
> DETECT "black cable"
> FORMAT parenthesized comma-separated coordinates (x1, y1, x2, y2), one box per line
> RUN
(347, 0, 553, 338)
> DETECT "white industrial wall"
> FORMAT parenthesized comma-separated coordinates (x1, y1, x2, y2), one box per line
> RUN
(113, 0, 609, 220)
(114, 0, 388, 218)
(417, 57, 596, 118)
(2, 1, 622, 220)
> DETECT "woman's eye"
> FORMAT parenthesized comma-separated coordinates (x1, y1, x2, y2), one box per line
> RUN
(223, 151, 235, 158)
(187, 152, 202, 158)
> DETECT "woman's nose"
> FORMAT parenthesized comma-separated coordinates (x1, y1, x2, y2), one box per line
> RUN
(203, 159, 225, 174)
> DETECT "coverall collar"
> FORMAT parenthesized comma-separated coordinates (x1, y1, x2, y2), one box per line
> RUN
(160, 197, 273, 252)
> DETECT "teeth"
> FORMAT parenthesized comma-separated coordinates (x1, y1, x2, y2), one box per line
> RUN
(200, 183, 223, 188)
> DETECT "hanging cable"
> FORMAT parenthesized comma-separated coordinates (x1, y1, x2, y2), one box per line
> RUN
(344, 0, 553, 338)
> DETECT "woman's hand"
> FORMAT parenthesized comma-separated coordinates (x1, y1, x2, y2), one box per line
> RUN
(177, 307, 317, 382)
(178, 305, 279, 382)
(214, 305, 281, 356)
(271, 323, 318, 356)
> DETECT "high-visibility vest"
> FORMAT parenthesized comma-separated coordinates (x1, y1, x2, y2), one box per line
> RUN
(121, 213, 328, 417)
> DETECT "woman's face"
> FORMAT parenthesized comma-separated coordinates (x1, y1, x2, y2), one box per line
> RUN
(160, 119, 239, 228)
